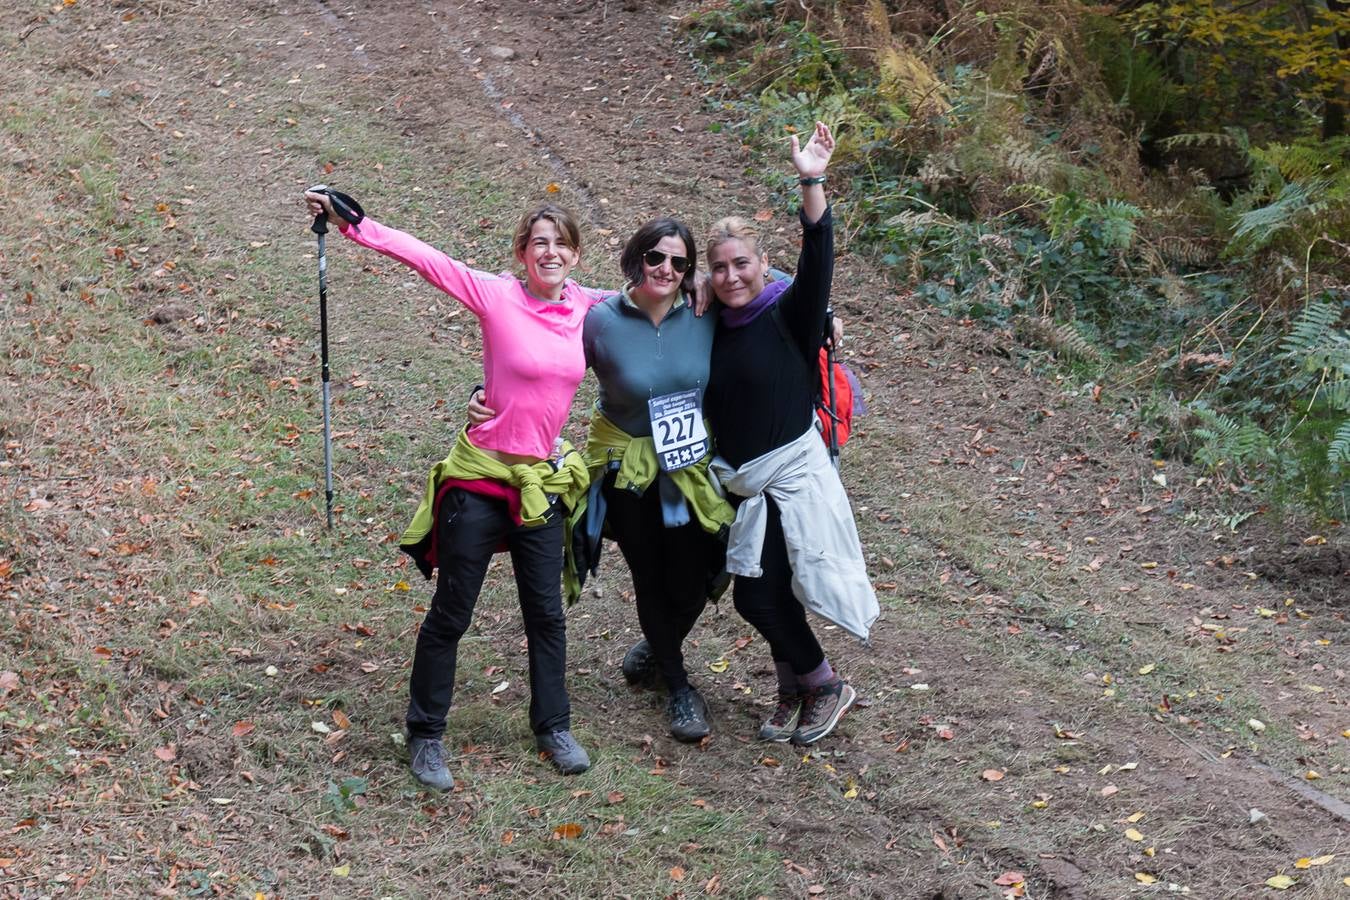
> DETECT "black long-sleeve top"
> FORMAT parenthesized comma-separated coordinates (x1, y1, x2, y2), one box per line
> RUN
(705, 207, 833, 468)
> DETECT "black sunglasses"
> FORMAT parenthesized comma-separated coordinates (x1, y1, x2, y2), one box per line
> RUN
(642, 249, 690, 274)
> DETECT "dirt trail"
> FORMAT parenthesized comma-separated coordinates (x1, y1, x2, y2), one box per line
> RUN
(1, 0, 1346, 896)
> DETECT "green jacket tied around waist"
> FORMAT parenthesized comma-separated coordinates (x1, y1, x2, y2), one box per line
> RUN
(401, 426, 589, 577)
(563, 411, 735, 604)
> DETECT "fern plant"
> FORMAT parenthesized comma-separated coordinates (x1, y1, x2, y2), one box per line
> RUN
(1224, 136, 1350, 260)
(1280, 299, 1350, 471)
(1188, 400, 1276, 474)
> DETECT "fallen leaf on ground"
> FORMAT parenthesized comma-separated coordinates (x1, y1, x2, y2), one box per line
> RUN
(1124, 828, 1144, 842)
(994, 871, 1025, 886)
(669, 866, 685, 882)
(153, 745, 177, 762)
(1135, 873, 1157, 884)
(1137, 663, 1156, 675)
(231, 721, 255, 737)
(332, 709, 351, 730)
(981, 769, 1005, 782)
(551, 823, 583, 840)
(1265, 874, 1295, 890)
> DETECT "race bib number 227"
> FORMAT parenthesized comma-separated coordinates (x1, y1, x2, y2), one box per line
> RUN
(647, 389, 709, 472)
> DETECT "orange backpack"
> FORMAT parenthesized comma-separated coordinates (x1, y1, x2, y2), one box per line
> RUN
(769, 305, 858, 454)
(816, 346, 855, 450)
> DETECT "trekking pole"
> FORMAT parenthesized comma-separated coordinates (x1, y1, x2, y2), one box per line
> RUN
(309, 186, 336, 529)
(824, 304, 841, 469)
(305, 186, 364, 529)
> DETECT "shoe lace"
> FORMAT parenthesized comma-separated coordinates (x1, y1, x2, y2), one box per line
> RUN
(670, 690, 697, 722)
(798, 683, 839, 727)
(414, 739, 445, 771)
(550, 730, 578, 753)
(769, 694, 800, 726)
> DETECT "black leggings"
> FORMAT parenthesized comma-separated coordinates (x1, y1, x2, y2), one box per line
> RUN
(406, 489, 570, 740)
(731, 496, 825, 676)
(603, 476, 723, 691)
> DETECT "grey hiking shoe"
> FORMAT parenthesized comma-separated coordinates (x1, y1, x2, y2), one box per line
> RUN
(621, 638, 660, 688)
(536, 729, 590, 775)
(667, 685, 711, 743)
(758, 692, 803, 742)
(408, 736, 454, 792)
(791, 679, 856, 746)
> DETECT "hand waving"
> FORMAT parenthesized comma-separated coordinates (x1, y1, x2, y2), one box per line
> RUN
(790, 121, 835, 179)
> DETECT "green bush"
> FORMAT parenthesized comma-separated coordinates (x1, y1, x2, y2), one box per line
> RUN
(684, 0, 1349, 516)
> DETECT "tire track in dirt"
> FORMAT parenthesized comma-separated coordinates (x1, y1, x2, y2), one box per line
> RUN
(313, 0, 606, 224)
(422, 7, 606, 226)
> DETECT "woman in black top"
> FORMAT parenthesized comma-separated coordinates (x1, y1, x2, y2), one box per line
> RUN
(703, 121, 876, 746)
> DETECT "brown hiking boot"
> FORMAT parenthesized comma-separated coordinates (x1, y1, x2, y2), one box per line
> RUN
(791, 679, 856, 746)
(757, 692, 803, 742)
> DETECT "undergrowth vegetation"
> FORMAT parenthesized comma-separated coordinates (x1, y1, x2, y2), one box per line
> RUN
(684, 0, 1349, 517)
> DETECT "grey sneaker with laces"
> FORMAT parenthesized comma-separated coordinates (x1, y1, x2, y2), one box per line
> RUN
(536, 729, 591, 775)
(791, 679, 856, 746)
(667, 684, 711, 743)
(408, 736, 455, 792)
(757, 692, 803, 742)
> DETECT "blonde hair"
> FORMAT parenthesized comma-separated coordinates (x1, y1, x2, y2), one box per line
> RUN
(512, 203, 582, 257)
(705, 216, 762, 260)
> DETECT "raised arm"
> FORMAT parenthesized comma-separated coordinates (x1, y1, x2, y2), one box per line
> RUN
(777, 122, 836, 356)
(792, 121, 835, 225)
(303, 189, 498, 316)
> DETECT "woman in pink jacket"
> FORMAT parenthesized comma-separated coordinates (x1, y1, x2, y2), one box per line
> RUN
(304, 191, 604, 790)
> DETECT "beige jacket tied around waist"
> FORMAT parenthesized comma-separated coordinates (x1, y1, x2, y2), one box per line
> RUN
(710, 427, 880, 642)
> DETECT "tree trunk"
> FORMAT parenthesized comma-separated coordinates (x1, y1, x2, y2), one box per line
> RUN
(1324, 0, 1348, 138)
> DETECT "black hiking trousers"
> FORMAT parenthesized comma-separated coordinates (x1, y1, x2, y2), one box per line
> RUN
(406, 488, 570, 740)
(603, 474, 723, 691)
(731, 496, 826, 676)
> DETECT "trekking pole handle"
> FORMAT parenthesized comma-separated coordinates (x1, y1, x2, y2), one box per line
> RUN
(307, 184, 365, 235)
(309, 183, 330, 235)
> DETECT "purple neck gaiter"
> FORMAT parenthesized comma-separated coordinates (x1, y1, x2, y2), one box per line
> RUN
(719, 279, 790, 329)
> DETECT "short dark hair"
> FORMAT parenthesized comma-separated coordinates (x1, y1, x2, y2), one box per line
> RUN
(619, 217, 697, 297)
